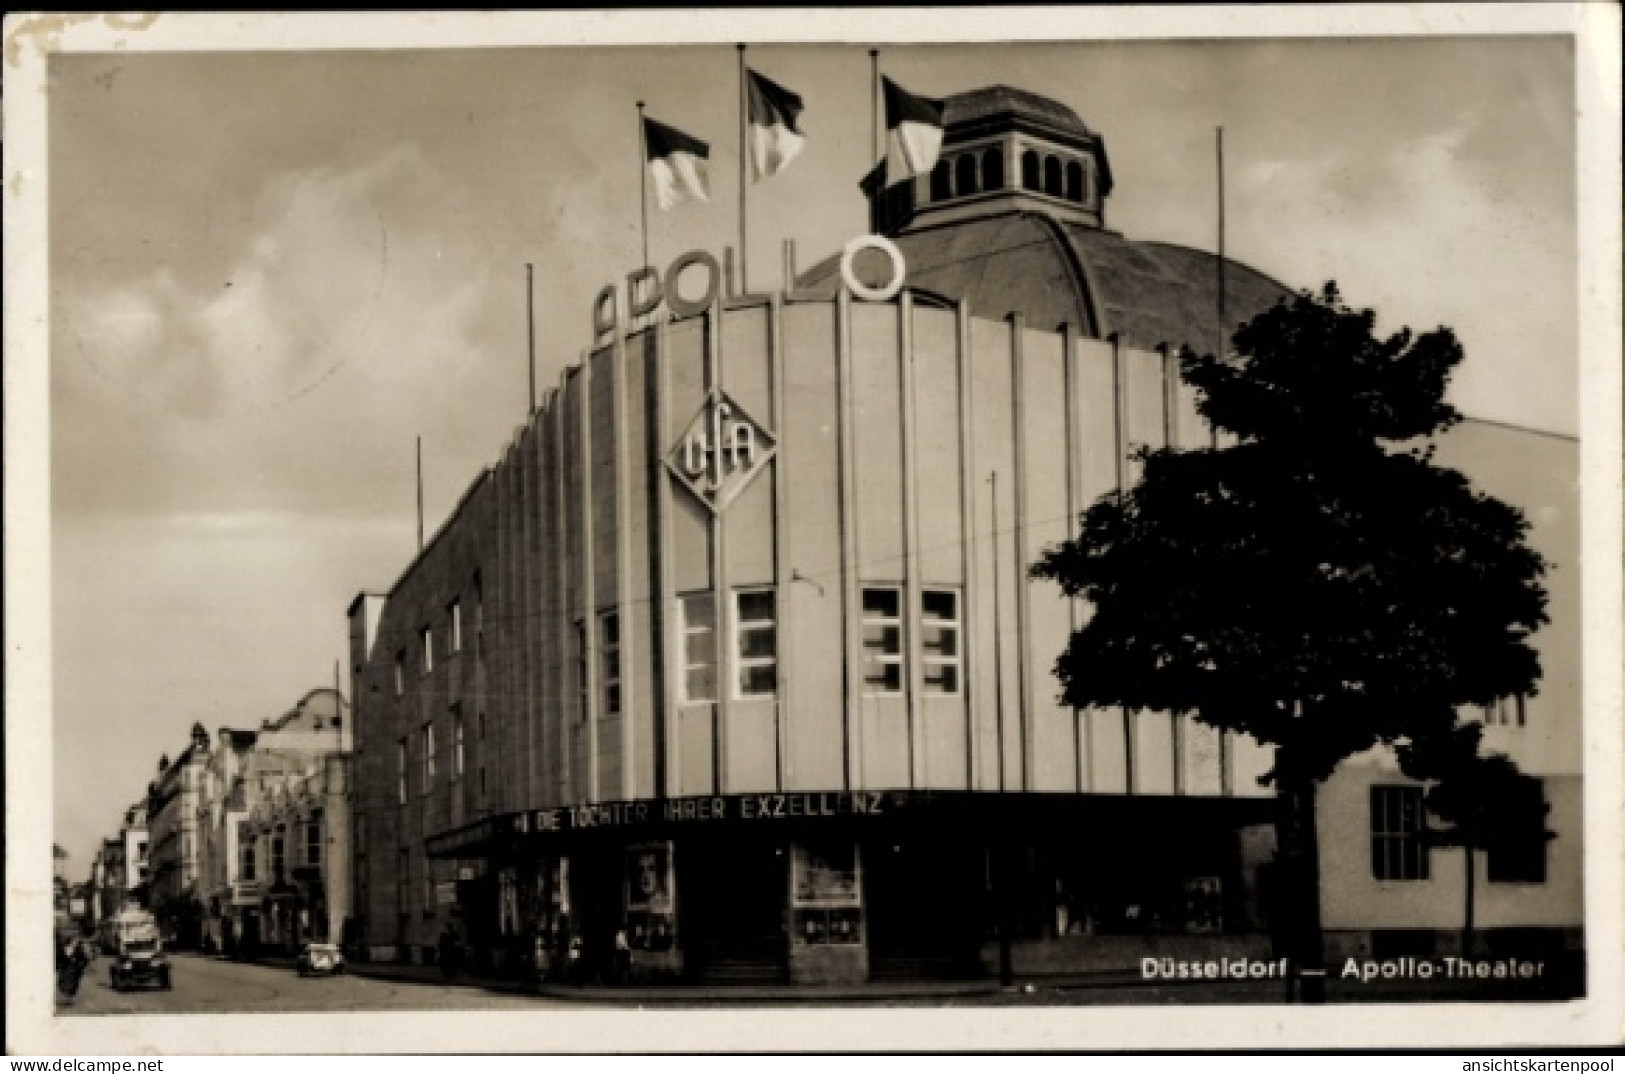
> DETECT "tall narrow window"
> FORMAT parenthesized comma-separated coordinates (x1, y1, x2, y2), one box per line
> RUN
(981, 146, 1004, 191)
(1021, 149, 1040, 191)
(955, 154, 979, 197)
(1044, 155, 1063, 197)
(474, 571, 485, 660)
(448, 600, 462, 654)
(305, 821, 322, 867)
(396, 738, 408, 805)
(421, 626, 434, 674)
(861, 588, 903, 694)
(735, 589, 778, 698)
(453, 707, 465, 777)
(1065, 160, 1084, 202)
(1370, 785, 1429, 881)
(271, 829, 286, 881)
(921, 589, 962, 694)
(680, 594, 717, 704)
(239, 841, 256, 882)
(394, 651, 405, 697)
(423, 722, 436, 789)
(575, 620, 589, 722)
(600, 611, 622, 717)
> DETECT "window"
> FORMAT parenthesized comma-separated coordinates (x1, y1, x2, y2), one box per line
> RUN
(1484, 694, 1527, 727)
(448, 600, 462, 654)
(922, 590, 962, 694)
(1021, 149, 1040, 191)
(1065, 160, 1084, 202)
(930, 159, 951, 201)
(454, 707, 465, 777)
(735, 589, 778, 697)
(425, 873, 437, 917)
(1371, 785, 1430, 881)
(394, 651, 405, 697)
(304, 822, 321, 867)
(1044, 155, 1063, 197)
(861, 588, 904, 694)
(239, 841, 256, 882)
(600, 610, 622, 717)
(575, 620, 589, 722)
(271, 829, 286, 881)
(396, 739, 408, 805)
(421, 626, 434, 674)
(955, 154, 978, 197)
(680, 594, 717, 704)
(479, 767, 487, 802)
(473, 571, 484, 658)
(423, 722, 436, 788)
(981, 146, 1004, 191)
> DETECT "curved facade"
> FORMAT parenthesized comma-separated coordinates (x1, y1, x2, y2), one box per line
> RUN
(347, 83, 1581, 986)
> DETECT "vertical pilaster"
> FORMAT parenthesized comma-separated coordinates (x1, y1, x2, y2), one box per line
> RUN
(1010, 314, 1033, 792)
(769, 295, 791, 790)
(836, 288, 861, 790)
(706, 307, 728, 795)
(955, 299, 979, 790)
(899, 293, 924, 787)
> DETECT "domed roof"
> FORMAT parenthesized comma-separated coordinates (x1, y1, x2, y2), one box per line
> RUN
(941, 84, 1096, 141)
(799, 212, 1292, 355)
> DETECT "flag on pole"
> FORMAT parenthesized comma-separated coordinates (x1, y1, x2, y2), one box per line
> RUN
(746, 68, 806, 180)
(643, 116, 712, 210)
(882, 76, 945, 187)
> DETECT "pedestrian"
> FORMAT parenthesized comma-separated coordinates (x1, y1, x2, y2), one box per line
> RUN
(612, 927, 632, 985)
(438, 922, 461, 980)
(56, 933, 87, 1002)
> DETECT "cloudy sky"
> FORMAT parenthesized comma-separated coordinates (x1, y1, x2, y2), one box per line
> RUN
(34, 14, 1585, 870)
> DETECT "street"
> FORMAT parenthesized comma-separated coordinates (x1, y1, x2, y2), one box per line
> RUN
(57, 952, 563, 1014)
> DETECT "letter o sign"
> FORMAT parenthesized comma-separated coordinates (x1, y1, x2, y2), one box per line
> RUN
(840, 235, 906, 302)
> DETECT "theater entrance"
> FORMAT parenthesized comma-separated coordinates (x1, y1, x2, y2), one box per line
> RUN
(680, 835, 788, 984)
(863, 831, 984, 979)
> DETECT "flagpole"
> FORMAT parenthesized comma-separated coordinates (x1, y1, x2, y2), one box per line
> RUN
(1216, 126, 1226, 358)
(637, 100, 649, 270)
(870, 49, 880, 161)
(526, 262, 536, 415)
(738, 43, 749, 294)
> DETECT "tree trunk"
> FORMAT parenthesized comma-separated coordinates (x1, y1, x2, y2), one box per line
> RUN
(1462, 845, 1476, 961)
(1273, 777, 1327, 1004)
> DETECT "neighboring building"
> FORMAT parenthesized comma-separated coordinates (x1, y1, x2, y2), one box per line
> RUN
(147, 725, 211, 946)
(215, 688, 351, 956)
(92, 802, 151, 931)
(196, 727, 259, 954)
(1317, 420, 1582, 962)
(346, 83, 1581, 984)
(245, 751, 354, 953)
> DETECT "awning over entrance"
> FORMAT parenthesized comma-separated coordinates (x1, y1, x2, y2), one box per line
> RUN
(424, 789, 1276, 859)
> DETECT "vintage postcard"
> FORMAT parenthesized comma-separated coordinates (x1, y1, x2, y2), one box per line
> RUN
(6, 6, 1621, 1055)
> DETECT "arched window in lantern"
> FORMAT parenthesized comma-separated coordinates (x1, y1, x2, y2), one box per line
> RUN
(1021, 150, 1041, 191)
(955, 154, 979, 197)
(981, 146, 1004, 191)
(930, 159, 951, 201)
(1044, 155, 1063, 197)
(1066, 160, 1084, 203)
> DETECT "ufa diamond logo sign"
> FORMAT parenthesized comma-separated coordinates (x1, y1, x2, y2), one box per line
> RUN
(667, 389, 776, 513)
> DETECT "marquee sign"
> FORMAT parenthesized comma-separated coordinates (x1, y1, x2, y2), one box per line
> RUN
(666, 389, 776, 513)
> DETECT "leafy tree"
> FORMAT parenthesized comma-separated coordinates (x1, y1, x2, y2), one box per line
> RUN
(1397, 722, 1554, 959)
(1033, 283, 1548, 1001)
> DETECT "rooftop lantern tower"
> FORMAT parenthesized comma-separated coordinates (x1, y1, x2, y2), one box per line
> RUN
(860, 84, 1115, 237)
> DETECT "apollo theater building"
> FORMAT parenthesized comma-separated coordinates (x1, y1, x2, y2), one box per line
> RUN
(347, 85, 1581, 985)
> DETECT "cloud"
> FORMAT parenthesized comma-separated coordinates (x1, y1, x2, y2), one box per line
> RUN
(1230, 125, 1575, 434)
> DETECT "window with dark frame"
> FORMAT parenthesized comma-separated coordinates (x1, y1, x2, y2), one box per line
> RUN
(1370, 785, 1430, 881)
(421, 626, 434, 674)
(448, 599, 462, 654)
(735, 589, 778, 698)
(680, 593, 717, 704)
(396, 738, 408, 805)
(921, 589, 962, 694)
(304, 821, 321, 867)
(423, 721, 436, 789)
(394, 651, 405, 697)
(600, 610, 622, 717)
(1488, 778, 1548, 884)
(861, 588, 904, 694)
(453, 706, 465, 777)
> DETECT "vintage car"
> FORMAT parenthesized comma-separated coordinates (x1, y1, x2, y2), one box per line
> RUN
(109, 933, 171, 991)
(295, 942, 345, 977)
